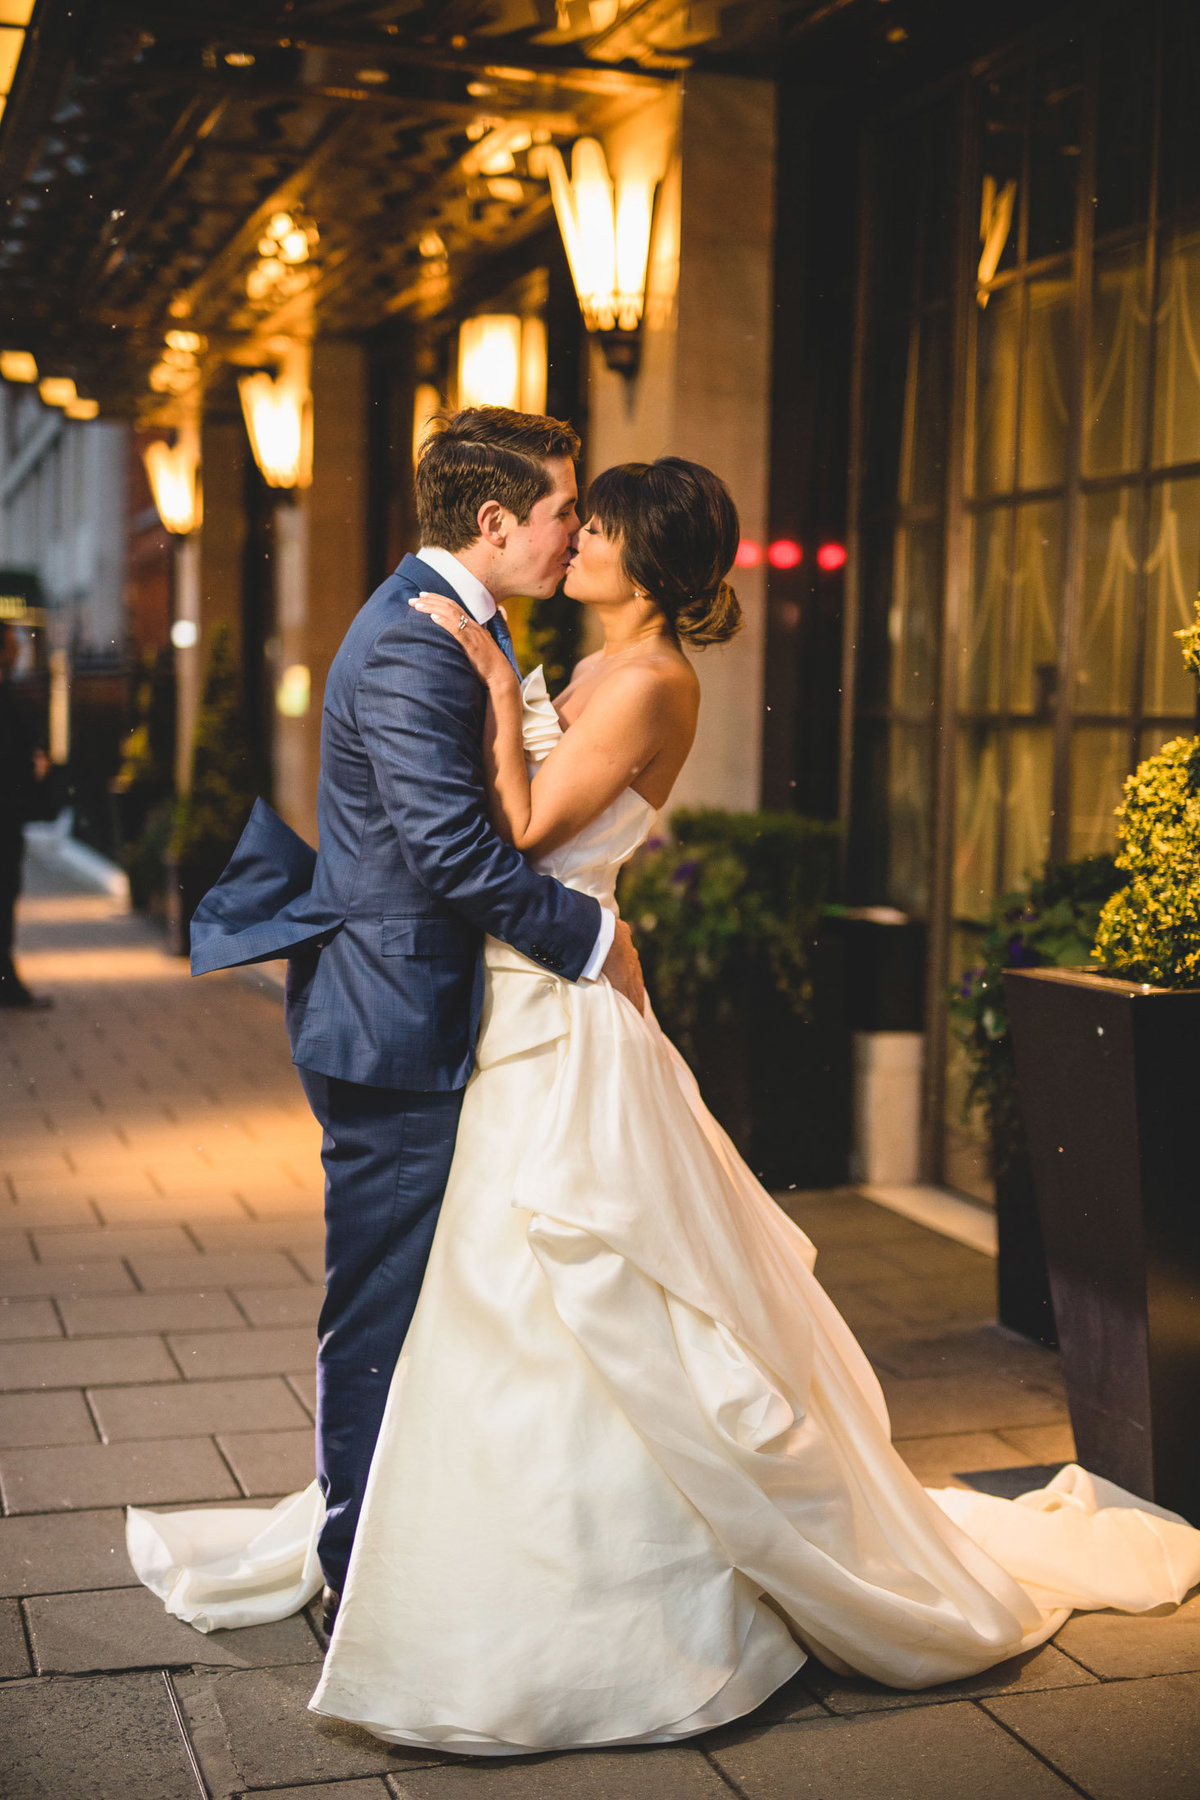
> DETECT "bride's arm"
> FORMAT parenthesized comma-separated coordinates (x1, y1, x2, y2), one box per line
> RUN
(408, 594, 689, 855)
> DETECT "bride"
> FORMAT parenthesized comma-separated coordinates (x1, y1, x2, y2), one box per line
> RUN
(128, 456, 1200, 1754)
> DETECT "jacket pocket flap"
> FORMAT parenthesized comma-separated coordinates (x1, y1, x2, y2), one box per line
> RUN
(381, 916, 478, 957)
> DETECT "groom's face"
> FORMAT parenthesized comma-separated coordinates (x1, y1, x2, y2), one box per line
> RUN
(493, 457, 580, 600)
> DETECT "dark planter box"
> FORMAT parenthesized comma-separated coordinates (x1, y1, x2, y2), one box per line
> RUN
(1006, 966, 1200, 1521)
(994, 1137, 1058, 1349)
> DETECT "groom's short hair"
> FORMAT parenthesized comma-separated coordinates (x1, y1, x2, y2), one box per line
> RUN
(416, 406, 580, 552)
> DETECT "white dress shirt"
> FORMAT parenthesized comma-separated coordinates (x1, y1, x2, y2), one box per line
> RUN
(415, 546, 614, 982)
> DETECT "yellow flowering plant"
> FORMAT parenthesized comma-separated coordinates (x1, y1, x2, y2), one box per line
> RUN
(1092, 601, 1200, 986)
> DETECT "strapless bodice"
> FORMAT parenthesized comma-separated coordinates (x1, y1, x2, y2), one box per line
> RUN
(519, 666, 657, 909)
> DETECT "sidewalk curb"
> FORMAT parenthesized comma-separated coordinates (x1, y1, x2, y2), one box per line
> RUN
(25, 810, 129, 901)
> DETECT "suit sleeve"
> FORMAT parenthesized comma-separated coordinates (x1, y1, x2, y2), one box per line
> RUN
(355, 613, 602, 982)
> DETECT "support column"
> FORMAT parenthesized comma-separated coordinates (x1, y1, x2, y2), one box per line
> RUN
(174, 419, 246, 793)
(584, 74, 776, 814)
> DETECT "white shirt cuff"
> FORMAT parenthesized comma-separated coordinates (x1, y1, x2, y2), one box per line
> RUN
(579, 907, 616, 982)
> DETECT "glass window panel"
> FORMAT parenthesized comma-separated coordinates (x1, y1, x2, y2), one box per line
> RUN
(1020, 272, 1073, 488)
(1159, 2, 1200, 222)
(1076, 486, 1139, 714)
(1139, 723, 1184, 764)
(1143, 476, 1200, 716)
(1084, 242, 1149, 477)
(1152, 228, 1200, 468)
(1070, 725, 1131, 859)
(1003, 726, 1053, 888)
(973, 285, 1020, 496)
(1093, 10, 1154, 239)
(889, 523, 942, 714)
(856, 530, 895, 712)
(1027, 51, 1084, 262)
(909, 309, 949, 509)
(1011, 502, 1062, 714)
(863, 323, 908, 516)
(979, 73, 1025, 281)
(884, 722, 934, 914)
(847, 717, 890, 904)
(953, 726, 1001, 920)
(961, 508, 1009, 712)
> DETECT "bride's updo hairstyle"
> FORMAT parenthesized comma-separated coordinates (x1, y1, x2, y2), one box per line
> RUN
(586, 456, 743, 648)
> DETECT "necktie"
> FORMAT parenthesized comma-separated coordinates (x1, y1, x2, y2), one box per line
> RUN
(486, 610, 521, 677)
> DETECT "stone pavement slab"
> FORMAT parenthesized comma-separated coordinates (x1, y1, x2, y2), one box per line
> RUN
(175, 1664, 434, 1790)
(0, 1332, 179, 1389)
(235, 1284, 323, 1327)
(1048, 1593, 1200, 1678)
(0, 1669, 199, 1800)
(0, 1432, 239, 1512)
(0, 1258, 137, 1297)
(25, 1584, 322, 1672)
(708, 1700, 1081, 1798)
(250, 1785, 389, 1799)
(803, 1642, 1096, 1713)
(0, 1298, 61, 1339)
(0, 1506, 133, 1595)
(218, 1427, 316, 1495)
(390, 1747, 738, 1798)
(189, 1218, 326, 1253)
(0, 1389, 99, 1448)
(31, 1223, 196, 1260)
(0, 1595, 30, 1676)
(58, 1288, 247, 1336)
(89, 1374, 311, 1439)
(128, 1248, 308, 1290)
(891, 1429, 1036, 1488)
(877, 1370, 1067, 1438)
(985, 1671, 1200, 1800)
(0, 1230, 35, 1264)
(169, 1323, 315, 1378)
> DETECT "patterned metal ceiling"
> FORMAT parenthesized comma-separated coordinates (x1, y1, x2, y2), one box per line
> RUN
(0, 0, 863, 415)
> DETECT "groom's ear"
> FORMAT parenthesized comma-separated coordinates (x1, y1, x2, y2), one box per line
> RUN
(476, 497, 511, 547)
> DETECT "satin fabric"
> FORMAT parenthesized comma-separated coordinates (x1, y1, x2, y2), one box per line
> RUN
(127, 666, 1200, 1754)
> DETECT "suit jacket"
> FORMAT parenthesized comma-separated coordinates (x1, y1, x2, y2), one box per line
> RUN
(190, 553, 602, 1090)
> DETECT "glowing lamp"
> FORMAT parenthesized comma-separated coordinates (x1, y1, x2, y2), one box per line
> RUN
(544, 138, 656, 377)
(170, 619, 198, 649)
(238, 345, 313, 489)
(144, 424, 202, 535)
(413, 383, 443, 468)
(0, 350, 37, 382)
(816, 542, 847, 572)
(734, 540, 763, 570)
(457, 315, 522, 410)
(276, 664, 311, 718)
(65, 397, 99, 420)
(767, 539, 803, 571)
(38, 376, 76, 408)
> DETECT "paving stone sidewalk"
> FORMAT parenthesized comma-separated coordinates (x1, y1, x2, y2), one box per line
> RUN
(1, 856, 1197, 1799)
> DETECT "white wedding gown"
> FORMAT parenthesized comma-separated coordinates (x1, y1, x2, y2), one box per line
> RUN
(127, 667, 1200, 1754)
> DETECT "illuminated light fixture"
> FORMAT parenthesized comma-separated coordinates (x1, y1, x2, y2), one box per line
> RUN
(238, 343, 313, 489)
(170, 618, 199, 650)
(224, 50, 255, 67)
(355, 67, 390, 85)
(0, 5, 34, 122)
(144, 423, 203, 535)
(520, 316, 547, 415)
(734, 540, 763, 570)
(457, 314, 522, 409)
(0, 349, 37, 382)
(277, 228, 311, 265)
(276, 663, 311, 718)
(38, 376, 77, 408)
(816, 541, 847, 572)
(767, 539, 803, 571)
(419, 231, 446, 259)
(544, 138, 656, 378)
(165, 329, 205, 354)
(486, 177, 524, 204)
(65, 397, 99, 420)
(412, 382, 442, 469)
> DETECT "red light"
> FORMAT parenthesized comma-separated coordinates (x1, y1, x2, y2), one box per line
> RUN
(767, 538, 803, 571)
(734, 539, 763, 569)
(817, 542, 847, 572)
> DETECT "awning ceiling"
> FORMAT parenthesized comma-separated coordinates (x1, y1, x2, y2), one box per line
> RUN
(0, 0, 869, 418)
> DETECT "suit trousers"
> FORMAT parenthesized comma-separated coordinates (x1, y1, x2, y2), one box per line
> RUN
(0, 823, 24, 974)
(297, 1064, 464, 1592)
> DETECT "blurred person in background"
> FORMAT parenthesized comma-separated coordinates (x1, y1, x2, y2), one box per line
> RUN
(0, 618, 52, 1009)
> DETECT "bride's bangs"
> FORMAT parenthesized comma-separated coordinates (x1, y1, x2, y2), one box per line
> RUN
(585, 463, 648, 541)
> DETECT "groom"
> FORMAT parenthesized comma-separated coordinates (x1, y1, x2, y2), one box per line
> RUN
(190, 407, 642, 1623)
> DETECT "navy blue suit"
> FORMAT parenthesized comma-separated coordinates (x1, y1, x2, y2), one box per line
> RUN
(191, 554, 601, 1588)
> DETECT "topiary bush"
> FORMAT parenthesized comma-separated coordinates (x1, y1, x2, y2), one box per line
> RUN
(170, 622, 256, 878)
(1092, 601, 1200, 987)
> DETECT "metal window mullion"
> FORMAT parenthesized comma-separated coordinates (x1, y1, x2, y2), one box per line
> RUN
(837, 128, 875, 881)
(1129, 8, 1166, 766)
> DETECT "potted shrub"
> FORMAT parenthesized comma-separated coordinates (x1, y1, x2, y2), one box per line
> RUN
(617, 808, 848, 1187)
(167, 623, 257, 955)
(112, 648, 176, 915)
(1006, 604, 1200, 1520)
(950, 853, 1125, 1345)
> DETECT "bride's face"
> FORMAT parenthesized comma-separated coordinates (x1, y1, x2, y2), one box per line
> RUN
(563, 514, 636, 607)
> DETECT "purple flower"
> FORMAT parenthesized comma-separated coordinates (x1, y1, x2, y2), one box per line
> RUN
(1006, 937, 1038, 967)
(671, 859, 700, 883)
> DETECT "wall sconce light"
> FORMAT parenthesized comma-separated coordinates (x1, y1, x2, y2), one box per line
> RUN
(144, 422, 203, 535)
(276, 663, 311, 718)
(456, 314, 547, 413)
(239, 343, 313, 489)
(544, 138, 655, 378)
(38, 376, 77, 408)
(0, 350, 37, 383)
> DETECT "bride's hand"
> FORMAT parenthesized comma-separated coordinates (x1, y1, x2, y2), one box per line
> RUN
(408, 594, 516, 690)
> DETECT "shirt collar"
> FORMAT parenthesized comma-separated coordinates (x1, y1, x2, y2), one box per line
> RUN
(415, 546, 497, 623)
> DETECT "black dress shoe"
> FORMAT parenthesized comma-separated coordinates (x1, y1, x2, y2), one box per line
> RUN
(321, 1585, 341, 1635)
